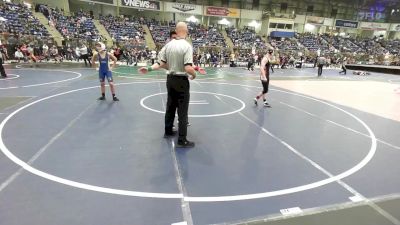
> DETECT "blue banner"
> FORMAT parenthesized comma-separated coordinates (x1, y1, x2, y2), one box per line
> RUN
(335, 20, 358, 28)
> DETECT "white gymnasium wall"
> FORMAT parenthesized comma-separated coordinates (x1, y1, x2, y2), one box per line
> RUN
(174, 13, 202, 23)
(240, 9, 262, 20)
(208, 17, 237, 26)
(100, 5, 116, 16)
(260, 19, 269, 36)
(373, 30, 387, 38)
(294, 23, 304, 33)
(323, 18, 334, 27)
(119, 8, 172, 21)
(294, 15, 306, 24)
(238, 18, 262, 33)
(360, 30, 374, 38)
(304, 24, 320, 34)
(339, 27, 358, 34)
(69, 1, 101, 16)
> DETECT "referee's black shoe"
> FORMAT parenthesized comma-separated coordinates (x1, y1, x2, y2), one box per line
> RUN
(164, 130, 177, 138)
(177, 139, 195, 148)
(164, 128, 178, 138)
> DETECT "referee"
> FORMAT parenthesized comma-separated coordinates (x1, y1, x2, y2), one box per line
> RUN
(139, 22, 204, 148)
(0, 47, 7, 78)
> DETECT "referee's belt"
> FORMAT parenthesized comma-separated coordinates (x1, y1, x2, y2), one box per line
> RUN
(167, 72, 188, 77)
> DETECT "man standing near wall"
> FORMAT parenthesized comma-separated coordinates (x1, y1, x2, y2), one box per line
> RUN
(0, 46, 7, 78)
(317, 56, 326, 77)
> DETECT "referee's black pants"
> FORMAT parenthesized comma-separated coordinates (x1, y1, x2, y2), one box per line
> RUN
(165, 75, 190, 141)
(0, 58, 6, 77)
(340, 65, 347, 74)
(318, 65, 323, 76)
(81, 54, 91, 67)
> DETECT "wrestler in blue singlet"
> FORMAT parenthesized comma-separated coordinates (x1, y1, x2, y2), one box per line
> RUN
(98, 53, 113, 82)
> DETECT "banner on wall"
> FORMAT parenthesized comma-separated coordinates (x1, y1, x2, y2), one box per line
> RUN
(204, 6, 240, 18)
(358, 11, 386, 22)
(120, 0, 161, 11)
(390, 24, 400, 31)
(360, 22, 389, 30)
(165, 2, 202, 15)
(306, 16, 324, 25)
(335, 19, 359, 29)
(241, 9, 262, 20)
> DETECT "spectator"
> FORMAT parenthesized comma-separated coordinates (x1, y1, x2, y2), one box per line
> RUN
(150, 49, 156, 65)
(75, 46, 81, 61)
(14, 48, 24, 63)
(49, 45, 60, 63)
(80, 43, 91, 66)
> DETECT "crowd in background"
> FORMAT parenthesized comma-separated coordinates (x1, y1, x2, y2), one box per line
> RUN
(38, 5, 102, 41)
(1, 1, 400, 67)
(100, 15, 145, 45)
(226, 26, 267, 49)
(0, 1, 48, 37)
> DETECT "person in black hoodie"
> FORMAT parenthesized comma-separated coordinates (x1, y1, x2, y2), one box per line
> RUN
(247, 54, 255, 71)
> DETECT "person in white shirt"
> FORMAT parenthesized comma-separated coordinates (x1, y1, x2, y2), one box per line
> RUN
(50, 46, 60, 63)
(14, 49, 24, 63)
(42, 44, 49, 61)
(206, 52, 211, 67)
(80, 44, 91, 67)
(75, 46, 81, 61)
(42, 44, 49, 53)
(150, 50, 157, 65)
(254, 54, 258, 64)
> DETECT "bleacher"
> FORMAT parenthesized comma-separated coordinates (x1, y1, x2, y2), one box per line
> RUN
(296, 33, 335, 54)
(321, 34, 360, 54)
(0, 1, 48, 37)
(355, 37, 388, 55)
(270, 38, 303, 54)
(148, 21, 226, 51)
(189, 23, 226, 50)
(379, 39, 400, 55)
(147, 20, 175, 46)
(47, 8, 100, 41)
(226, 26, 266, 49)
(100, 15, 144, 43)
